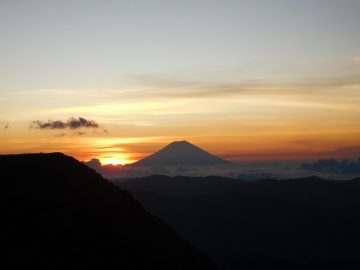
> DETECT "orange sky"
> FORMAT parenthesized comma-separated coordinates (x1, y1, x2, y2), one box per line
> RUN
(1, 81, 360, 164)
(1, 1, 360, 164)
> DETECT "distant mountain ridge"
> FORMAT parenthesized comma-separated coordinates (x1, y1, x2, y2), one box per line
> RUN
(119, 174, 360, 270)
(133, 141, 230, 166)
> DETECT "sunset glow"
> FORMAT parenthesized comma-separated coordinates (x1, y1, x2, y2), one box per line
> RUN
(2, 2, 360, 269)
(101, 158, 126, 166)
(0, 1, 359, 164)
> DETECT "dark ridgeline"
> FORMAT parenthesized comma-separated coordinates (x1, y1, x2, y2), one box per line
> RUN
(120, 175, 360, 270)
(132, 140, 230, 166)
(0, 153, 215, 269)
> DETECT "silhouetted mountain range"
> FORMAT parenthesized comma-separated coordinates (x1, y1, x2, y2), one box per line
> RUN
(133, 141, 230, 166)
(0, 153, 214, 269)
(119, 175, 360, 270)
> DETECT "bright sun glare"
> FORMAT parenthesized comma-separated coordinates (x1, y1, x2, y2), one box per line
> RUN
(99, 154, 136, 165)
(103, 159, 125, 165)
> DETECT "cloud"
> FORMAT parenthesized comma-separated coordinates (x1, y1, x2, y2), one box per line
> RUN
(67, 117, 99, 129)
(73, 131, 87, 136)
(128, 74, 360, 100)
(301, 157, 360, 175)
(83, 158, 124, 178)
(54, 133, 67, 137)
(54, 131, 87, 137)
(31, 117, 100, 130)
(83, 158, 102, 170)
(1, 121, 9, 130)
(32, 120, 67, 129)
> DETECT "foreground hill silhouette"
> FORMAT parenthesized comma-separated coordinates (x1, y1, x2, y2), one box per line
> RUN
(133, 141, 229, 166)
(0, 153, 214, 269)
(120, 175, 360, 270)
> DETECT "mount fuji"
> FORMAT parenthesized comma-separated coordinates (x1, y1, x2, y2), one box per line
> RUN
(133, 141, 230, 166)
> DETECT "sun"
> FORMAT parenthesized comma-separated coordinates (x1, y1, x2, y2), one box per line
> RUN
(103, 159, 125, 165)
(99, 153, 137, 166)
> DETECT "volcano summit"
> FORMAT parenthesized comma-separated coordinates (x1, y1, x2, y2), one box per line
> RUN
(133, 141, 230, 166)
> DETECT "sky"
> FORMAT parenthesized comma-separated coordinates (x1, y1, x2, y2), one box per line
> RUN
(0, 0, 360, 165)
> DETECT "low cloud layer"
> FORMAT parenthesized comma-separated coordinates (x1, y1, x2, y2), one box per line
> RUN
(301, 158, 360, 175)
(31, 117, 99, 130)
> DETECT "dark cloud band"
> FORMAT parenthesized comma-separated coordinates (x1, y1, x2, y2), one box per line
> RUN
(31, 117, 100, 130)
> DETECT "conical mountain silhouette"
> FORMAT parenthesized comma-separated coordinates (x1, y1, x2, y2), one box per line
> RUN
(134, 141, 229, 166)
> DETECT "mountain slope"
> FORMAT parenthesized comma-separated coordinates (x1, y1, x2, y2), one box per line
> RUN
(0, 153, 215, 269)
(133, 141, 229, 166)
(119, 175, 360, 270)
